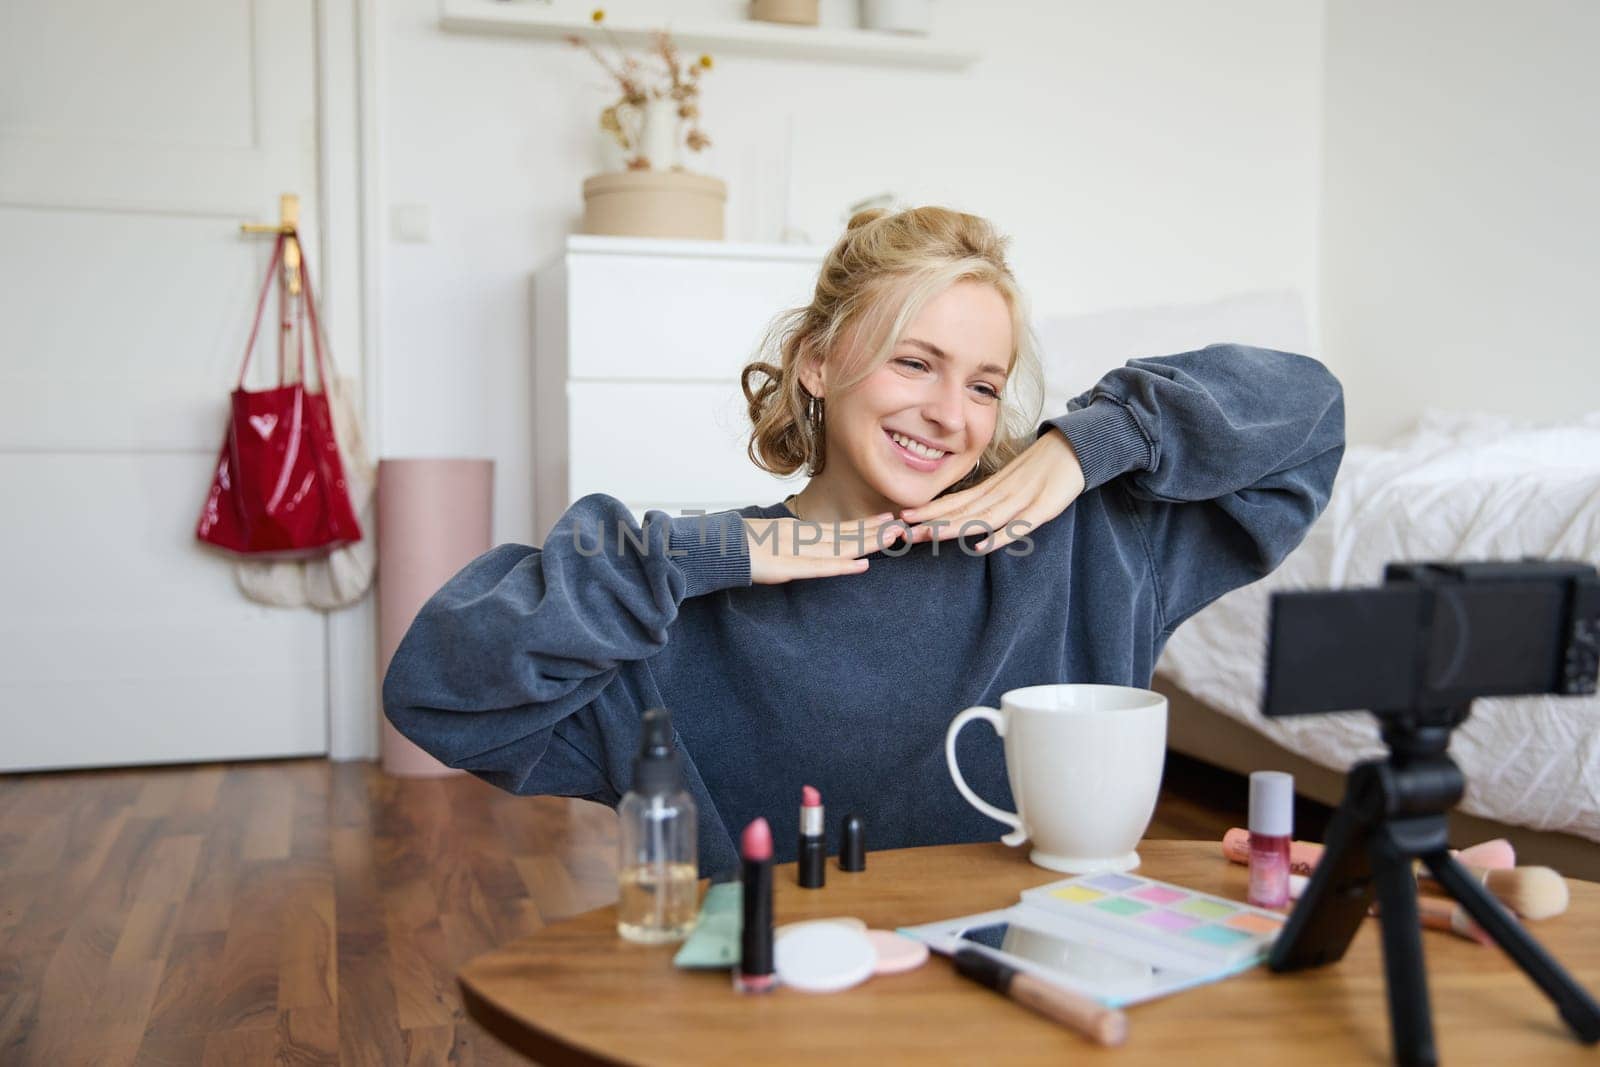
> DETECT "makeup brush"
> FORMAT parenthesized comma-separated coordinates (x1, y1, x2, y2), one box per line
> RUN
(1221, 829, 1515, 878)
(1417, 865, 1569, 920)
(1289, 875, 1494, 946)
(1451, 838, 1517, 871)
(1367, 896, 1495, 946)
(1404, 839, 1518, 880)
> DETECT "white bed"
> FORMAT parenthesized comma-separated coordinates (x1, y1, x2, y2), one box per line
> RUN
(1156, 409, 1600, 843)
(1035, 295, 1600, 870)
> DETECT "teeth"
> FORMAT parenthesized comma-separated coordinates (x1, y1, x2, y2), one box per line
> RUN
(891, 431, 946, 460)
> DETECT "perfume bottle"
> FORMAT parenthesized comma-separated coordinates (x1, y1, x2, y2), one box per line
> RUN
(616, 707, 699, 944)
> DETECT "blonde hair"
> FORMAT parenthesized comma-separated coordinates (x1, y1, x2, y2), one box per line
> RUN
(740, 206, 1044, 496)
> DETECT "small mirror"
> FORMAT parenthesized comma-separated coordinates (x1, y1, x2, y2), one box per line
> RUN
(958, 922, 1164, 992)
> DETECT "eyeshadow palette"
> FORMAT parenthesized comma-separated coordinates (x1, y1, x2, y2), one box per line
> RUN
(1019, 872, 1285, 966)
(898, 872, 1287, 1007)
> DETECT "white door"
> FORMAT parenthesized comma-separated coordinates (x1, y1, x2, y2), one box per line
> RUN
(0, 0, 329, 770)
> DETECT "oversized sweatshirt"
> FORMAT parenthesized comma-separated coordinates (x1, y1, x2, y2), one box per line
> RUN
(383, 344, 1346, 878)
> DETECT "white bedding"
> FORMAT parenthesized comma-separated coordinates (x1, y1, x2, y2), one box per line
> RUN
(1155, 410, 1600, 843)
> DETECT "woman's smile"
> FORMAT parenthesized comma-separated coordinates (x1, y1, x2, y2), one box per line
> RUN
(884, 427, 952, 471)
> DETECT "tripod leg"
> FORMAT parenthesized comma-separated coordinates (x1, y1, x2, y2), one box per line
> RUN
(1421, 852, 1600, 1043)
(1370, 831, 1437, 1066)
(1270, 792, 1373, 970)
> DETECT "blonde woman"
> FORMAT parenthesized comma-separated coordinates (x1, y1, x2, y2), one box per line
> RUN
(384, 207, 1345, 876)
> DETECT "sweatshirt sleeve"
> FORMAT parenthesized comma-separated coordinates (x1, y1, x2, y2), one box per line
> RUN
(1037, 343, 1345, 636)
(381, 494, 752, 794)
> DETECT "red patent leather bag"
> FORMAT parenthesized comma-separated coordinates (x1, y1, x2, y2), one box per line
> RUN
(195, 234, 362, 557)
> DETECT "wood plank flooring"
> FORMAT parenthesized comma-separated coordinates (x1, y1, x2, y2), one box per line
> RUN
(0, 756, 1245, 1065)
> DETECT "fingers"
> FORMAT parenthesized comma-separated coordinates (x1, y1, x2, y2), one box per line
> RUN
(905, 489, 1028, 548)
(972, 507, 1045, 554)
(899, 482, 988, 526)
(746, 515, 908, 584)
(750, 554, 869, 586)
(780, 515, 906, 559)
(897, 432, 1086, 553)
(774, 555, 873, 583)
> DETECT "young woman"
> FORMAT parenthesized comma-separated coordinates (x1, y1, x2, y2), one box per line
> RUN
(383, 207, 1345, 877)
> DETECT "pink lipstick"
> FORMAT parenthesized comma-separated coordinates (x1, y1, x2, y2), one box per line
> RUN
(734, 817, 775, 994)
(798, 785, 825, 889)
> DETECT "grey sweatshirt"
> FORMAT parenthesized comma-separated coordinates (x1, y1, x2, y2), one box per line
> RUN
(383, 344, 1345, 877)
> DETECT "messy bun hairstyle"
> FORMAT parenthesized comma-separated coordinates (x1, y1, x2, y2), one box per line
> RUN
(740, 206, 1043, 496)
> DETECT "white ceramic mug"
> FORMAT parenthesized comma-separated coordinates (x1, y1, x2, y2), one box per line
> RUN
(945, 684, 1168, 873)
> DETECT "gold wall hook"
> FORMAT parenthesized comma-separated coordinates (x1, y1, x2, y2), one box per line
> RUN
(241, 193, 302, 295)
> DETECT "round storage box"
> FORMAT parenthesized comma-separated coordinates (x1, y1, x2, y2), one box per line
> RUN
(581, 170, 727, 241)
(751, 0, 819, 25)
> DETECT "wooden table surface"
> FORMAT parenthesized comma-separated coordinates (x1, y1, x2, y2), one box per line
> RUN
(458, 839, 1600, 1065)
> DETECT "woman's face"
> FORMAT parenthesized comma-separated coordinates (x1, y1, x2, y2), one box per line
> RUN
(814, 280, 1014, 509)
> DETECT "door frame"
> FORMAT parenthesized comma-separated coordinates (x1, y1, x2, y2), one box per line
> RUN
(318, 0, 385, 760)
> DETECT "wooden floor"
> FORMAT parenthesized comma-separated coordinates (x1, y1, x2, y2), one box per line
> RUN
(0, 756, 1245, 1066)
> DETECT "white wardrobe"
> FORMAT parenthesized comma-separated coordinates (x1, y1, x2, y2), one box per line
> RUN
(532, 236, 827, 543)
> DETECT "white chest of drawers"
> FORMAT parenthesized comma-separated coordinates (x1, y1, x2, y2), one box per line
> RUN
(533, 235, 827, 542)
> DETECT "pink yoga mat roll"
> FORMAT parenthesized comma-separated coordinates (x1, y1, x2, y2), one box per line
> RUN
(377, 458, 495, 777)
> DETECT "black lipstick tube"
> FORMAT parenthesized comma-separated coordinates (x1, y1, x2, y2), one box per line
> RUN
(734, 852, 773, 993)
(798, 800, 826, 889)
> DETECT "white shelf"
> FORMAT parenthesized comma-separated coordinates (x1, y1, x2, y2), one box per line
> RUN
(439, 0, 978, 70)
(563, 233, 829, 262)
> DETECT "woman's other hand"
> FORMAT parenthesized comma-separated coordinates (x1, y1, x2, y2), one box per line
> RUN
(743, 513, 905, 585)
(898, 430, 1086, 554)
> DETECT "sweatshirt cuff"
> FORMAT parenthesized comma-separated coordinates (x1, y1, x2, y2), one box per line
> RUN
(1037, 399, 1153, 492)
(667, 510, 752, 598)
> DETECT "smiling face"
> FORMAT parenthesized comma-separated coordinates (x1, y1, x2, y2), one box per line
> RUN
(802, 280, 1015, 513)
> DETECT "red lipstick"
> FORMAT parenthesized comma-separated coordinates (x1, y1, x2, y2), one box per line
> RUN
(798, 784, 826, 889)
(734, 817, 775, 994)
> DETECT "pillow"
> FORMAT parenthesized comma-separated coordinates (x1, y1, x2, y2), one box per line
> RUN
(1389, 408, 1600, 448)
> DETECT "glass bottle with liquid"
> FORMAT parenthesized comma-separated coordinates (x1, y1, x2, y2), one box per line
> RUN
(616, 707, 699, 943)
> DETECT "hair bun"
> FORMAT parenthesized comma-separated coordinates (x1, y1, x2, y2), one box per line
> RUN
(845, 207, 889, 232)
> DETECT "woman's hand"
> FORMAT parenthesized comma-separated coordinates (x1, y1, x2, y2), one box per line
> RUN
(899, 430, 1086, 554)
(743, 513, 905, 585)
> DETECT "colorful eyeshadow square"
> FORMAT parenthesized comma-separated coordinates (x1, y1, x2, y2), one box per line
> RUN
(1225, 913, 1284, 935)
(1050, 886, 1105, 904)
(1186, 924, 1256, 947)
(1085, 873, 1142, 893)
(1093, 897, 1149, 917)
(1130, 885, 1186, 905)
(1174, 898, 1237, 920)
(1138, 909, 1200, 933)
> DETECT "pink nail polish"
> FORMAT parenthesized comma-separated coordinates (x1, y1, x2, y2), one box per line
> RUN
(1248, 771, 1294, 909)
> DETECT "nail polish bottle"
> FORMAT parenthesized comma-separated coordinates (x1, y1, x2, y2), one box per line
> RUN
(617, 708, 698, 943)
(1248, 770, 1294, 909)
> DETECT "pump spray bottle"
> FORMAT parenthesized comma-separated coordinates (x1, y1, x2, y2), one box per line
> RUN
(616, 707, 699, 943)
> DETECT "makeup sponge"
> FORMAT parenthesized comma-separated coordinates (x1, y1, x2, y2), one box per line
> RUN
(867, 930, 929, 975)
(776, 917, 868, 941)
(774, 924, 876, 993)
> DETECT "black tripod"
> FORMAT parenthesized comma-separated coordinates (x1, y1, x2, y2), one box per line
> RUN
(1268, 705, 1600, 1065)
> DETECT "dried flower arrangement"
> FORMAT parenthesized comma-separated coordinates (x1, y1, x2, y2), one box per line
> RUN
(567, 9, 713, 171)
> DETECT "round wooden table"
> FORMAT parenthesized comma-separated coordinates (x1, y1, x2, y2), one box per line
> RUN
(459, 840, 1600, 1065)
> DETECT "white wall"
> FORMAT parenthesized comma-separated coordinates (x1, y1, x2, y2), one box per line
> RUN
(376, 0, 1325, 546)
(1321, 0, 1600, 445)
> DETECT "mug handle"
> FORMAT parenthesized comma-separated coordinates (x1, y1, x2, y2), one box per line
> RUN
(945, 705, 1028, 847)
